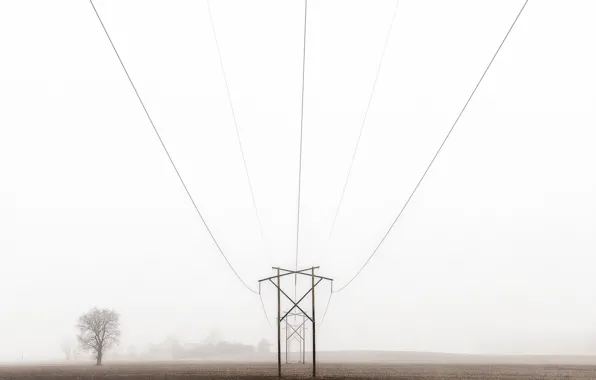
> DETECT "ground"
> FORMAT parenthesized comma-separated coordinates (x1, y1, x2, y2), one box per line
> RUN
(2, 362, 596, 379)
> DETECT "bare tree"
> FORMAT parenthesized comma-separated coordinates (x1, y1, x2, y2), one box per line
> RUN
(76, 307, 120, 365)
(204, 327, 222, 345)
(60, 340, 72, 360)
(61, 336, 78, 361)
(257, 338, 271, 353)
(70, 345, 80, 361)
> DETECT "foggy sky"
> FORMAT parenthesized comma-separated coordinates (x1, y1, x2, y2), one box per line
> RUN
(1, 0, 595, 361)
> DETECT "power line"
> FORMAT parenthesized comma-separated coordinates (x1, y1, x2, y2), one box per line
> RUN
(259, 288, 272, 328)
(319, 291, 333, 327)
(334, 0, 530, 293)
(89, 0, 257, 294)
(295, 0, 309, 299)
(206, 0, 271, 267)
(328, 0, 401, 241)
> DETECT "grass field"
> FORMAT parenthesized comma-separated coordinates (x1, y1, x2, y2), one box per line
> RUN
(2, 361, 596, 379)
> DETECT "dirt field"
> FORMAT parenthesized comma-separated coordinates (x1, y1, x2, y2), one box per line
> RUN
(2, 362, 596, 379)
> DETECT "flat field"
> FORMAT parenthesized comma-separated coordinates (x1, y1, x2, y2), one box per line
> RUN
(2, 362, 596, 379)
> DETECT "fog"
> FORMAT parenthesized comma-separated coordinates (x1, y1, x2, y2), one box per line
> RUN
(1, 0, 595, 362)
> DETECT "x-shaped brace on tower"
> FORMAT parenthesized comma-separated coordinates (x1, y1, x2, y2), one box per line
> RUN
(258, 266, 333, 378)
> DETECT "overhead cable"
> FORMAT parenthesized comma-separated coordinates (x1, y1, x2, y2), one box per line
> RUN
(259, 286, 272, 328)
(334, 0, 530, 293)
(319, 286, 333, 327)
(295, 0, 309, 299)
(328, 0, 402, 241)
(206, 0, 271, 267)
(89, 0, 258, 294)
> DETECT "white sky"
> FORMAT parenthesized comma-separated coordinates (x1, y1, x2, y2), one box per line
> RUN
(1, 0, 595, 360)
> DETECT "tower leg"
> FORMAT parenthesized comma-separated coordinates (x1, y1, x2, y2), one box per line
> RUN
(277, 268, 281, 378)
(312, 267, 316, 377)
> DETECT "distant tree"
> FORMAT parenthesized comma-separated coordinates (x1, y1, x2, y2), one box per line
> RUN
(126, 345, 137, 359)
(257, 338, 271, 353)
(76, 307, 121, 365)
(60, 340, 72, 360)
(204, 327, 222, 345)
(60, 338, 79, 361)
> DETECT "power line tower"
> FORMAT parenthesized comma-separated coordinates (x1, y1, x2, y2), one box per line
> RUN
(259, 266, 333, 378)
(283, 311, 307, 364)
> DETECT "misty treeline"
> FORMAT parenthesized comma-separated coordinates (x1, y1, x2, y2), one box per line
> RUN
(66, 307, 271, 365)
(135, 336, 272, 360)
